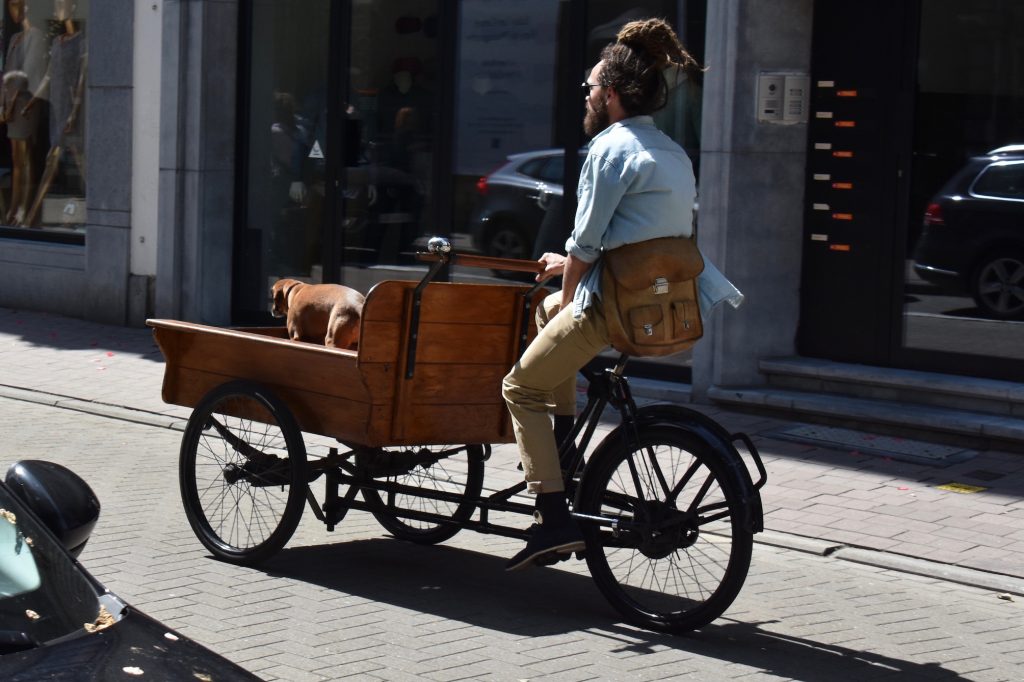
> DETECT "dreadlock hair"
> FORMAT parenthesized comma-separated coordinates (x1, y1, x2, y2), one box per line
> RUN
(598, 18, 704, 117)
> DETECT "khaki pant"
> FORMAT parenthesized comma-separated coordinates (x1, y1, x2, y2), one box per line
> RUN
(502, 292, 609, 493)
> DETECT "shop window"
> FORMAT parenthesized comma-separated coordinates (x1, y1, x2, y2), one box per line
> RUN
(0, 0, 86, 236)
(237, 0, 330, 317)
(339, 0, 441, 285)
(452, 2, 704, 270)
(903, 0, 1024, 364)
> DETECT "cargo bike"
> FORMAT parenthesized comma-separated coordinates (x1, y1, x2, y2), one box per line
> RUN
(148, 238, 767, 634)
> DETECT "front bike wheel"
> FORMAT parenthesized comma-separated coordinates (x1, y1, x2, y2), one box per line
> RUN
(362, 444, 485, 544)
(179, 381, 307, 565)
(577, 425, 753, 633)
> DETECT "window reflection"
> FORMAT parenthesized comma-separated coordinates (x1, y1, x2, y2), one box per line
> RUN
(903, 0, 1024, 360)
(240, 0, 329, 317)
(338, 1, 440, 293)
(452, 1, 703, 292)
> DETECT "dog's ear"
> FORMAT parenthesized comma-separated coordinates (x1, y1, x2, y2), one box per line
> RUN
(281, 280, 302, 305)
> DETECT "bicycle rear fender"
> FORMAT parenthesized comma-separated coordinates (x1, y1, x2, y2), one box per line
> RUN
(584, 404, 765, 534)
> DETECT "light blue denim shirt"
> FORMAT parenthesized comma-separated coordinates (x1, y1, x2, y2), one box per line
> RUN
(565, 115, 742, 320)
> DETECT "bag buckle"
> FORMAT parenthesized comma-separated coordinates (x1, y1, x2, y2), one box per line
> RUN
(652, 277, 669, 295)
(643, 323, 654, 336)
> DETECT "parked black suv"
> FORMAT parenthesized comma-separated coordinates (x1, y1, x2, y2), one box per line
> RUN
(912, 146, 1024, 319)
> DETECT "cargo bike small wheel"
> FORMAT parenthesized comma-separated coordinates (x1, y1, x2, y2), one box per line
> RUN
(576, 425, 753, 633)
(179, 380, 307, 565)
(361, 444, 485, 544)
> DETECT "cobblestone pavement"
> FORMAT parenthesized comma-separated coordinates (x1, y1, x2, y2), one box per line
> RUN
(2, 306, 1024, 678)
(2, 306, 1023, 583)
(2, 397, 1022, 681)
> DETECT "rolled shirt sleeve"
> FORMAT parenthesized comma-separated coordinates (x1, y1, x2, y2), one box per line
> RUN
(565, 153, 631, 263)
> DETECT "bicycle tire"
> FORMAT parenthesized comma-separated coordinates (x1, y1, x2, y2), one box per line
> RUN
(362, 444, 484, 544)
(179, 380, 307, 565)
(577, 424, 753, 633)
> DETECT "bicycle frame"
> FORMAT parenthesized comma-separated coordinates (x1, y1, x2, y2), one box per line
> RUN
(303, 239, 766, 542)
(302, 350, 755, 546)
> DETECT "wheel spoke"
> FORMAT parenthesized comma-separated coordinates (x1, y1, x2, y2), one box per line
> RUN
(580, 426, 753, 632)
(364, 445, 483, 544)
(180, 383, 305, 564)
(667, 458, 702, 506)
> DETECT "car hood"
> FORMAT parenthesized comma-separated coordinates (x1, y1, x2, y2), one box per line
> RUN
(0, 605, 260, 681)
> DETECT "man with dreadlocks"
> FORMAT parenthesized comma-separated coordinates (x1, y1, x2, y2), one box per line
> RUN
(502, 18, 729, 571)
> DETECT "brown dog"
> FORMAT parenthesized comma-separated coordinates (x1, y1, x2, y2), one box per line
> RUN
(270, 279, 365, 349)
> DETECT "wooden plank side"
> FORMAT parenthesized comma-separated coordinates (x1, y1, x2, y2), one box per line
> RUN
(356, 320, 402, 363)
(161, 366, 374, 443)
(400, 363, 508, 405)
(175, 334, 369, 403)
(360, 281, 408, 322)
(149, 322, 372, 406)
(357, 281, 546, 446)
(151, 325, 181, 407)
(236, 326, 289, 339)
(361, 280, 544, 325)
(417, 284, 536, 325)
(362, 278, 540, 317)
(388, 402, 516, 445)
(413, 322, 523, 364)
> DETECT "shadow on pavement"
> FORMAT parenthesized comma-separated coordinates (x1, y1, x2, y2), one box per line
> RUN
(0, 307, 162, 360)
(260, 538, 967, 681)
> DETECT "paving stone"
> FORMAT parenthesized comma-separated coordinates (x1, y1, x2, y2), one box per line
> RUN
(3, 308, 1024, 680)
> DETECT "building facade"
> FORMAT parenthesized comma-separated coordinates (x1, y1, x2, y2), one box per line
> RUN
(1, 0, 1021, 398)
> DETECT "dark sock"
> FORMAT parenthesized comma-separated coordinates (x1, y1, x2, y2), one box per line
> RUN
(553, 414, 581, 472)
(553, 414, 576, 452)
(535, 491, 570, 526)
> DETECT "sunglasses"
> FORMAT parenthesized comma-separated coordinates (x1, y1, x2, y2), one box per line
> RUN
(581, 81, 600, 95)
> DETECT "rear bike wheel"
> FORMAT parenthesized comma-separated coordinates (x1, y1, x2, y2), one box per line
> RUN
(179, 381, 307, 565)
(577, 425, 753, 633)
(361, 444, 485, 544)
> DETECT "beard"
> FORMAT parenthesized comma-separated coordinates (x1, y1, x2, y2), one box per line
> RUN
(583, 96, 611, 138)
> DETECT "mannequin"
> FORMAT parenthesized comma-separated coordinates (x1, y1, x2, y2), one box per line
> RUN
(377, 57, 431, 145)
(0, 0, 47, 226)
(23, 0, 87, 228)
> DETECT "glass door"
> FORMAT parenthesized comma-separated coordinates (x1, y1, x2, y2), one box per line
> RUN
(899, 0, 1024, 379)
(236, 0, 331, 321)
(336, 0, 443, 294)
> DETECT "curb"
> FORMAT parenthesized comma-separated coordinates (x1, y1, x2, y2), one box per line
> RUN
(4, 383, 1022, 598)
(0, 384, 188, 432)
(757, 529, 1024, 597)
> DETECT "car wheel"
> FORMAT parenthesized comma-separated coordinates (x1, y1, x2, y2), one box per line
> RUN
(485, 221, 530, 261)
(971, 250, 1024, 319)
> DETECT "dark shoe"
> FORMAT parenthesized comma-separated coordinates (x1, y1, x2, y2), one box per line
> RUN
(505, 492, 585, 571)
(505, 516, 585, 571)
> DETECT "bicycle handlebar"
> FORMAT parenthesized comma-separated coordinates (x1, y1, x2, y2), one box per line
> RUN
(415, 251, 546, 274)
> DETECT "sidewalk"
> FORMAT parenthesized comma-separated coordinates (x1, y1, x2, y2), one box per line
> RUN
(2, 305, 1022, 594)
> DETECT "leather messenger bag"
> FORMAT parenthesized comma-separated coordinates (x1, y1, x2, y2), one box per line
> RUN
(601, 235, 705, 357)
